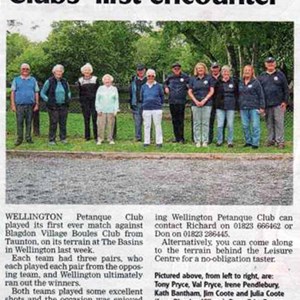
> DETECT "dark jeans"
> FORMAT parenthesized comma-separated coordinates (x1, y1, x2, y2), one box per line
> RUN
(132, 103, 143, 140)
(170, 103, 185, 142)
(16, 104, 33, 142)
(209, 106, 226, 144)
(32, 109, 40, 136)
(48, 105, 68, 142)
(81, 99, 97, 140)
(114, 117, 117, 140)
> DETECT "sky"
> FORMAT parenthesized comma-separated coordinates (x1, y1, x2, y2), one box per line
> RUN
(8, 20, 52, 42)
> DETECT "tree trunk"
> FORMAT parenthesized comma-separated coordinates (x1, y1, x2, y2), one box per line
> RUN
(226, 44, 239, 79)
(238, 45, 243, 78)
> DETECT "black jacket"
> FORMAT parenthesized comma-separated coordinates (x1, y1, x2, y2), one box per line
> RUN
(215, 77, 238, 110)
(258, 70, 289, 107)
(77, 76, 99, 103)
(164, 72, 189, 104)
(238, 78, 265, 110)
(47, 76, 70, 106)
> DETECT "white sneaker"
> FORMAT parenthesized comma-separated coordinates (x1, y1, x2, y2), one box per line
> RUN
(202, 142, 208, 147)
(109, 140, 115, 145)
(196, 142, 201, 148)
(96, 139, 102, 145)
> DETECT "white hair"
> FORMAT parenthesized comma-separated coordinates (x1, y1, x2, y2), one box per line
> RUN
(20, 63, 30, 70)
(102, 74, 114, 83)
(52, 64, 64, 73)
(221, 65, 231, 75)
(81, 63, 93, 74)
(146, 69, 156, 77)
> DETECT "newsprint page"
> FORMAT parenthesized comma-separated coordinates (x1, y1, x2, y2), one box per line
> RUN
(0, 1, 300, 300)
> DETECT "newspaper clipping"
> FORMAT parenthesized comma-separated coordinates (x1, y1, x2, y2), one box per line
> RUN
(0, 1, 299, 300)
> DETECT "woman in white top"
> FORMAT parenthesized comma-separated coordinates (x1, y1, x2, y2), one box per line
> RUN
(95, 74, 119, 145)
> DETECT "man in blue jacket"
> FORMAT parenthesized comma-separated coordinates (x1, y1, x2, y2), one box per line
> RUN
(10, 63, 39, 146)
(129, 64, 147, 141)
(164, 63, 189, 143)
(258, 57, 289, 149)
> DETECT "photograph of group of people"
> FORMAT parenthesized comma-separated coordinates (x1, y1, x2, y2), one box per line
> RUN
(10, 56, 289, 150)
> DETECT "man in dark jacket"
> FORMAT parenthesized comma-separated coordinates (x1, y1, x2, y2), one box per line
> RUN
(164, 63, 189, 143)
(258, 57, 289, 149)
(209, 62, 222, 144)
(129, 64, 147, 141)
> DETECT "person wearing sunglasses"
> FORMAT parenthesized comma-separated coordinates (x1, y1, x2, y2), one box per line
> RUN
(10, 63, 39, 146)
(164, 62, 189, 144)
(140, 69, 164, 148)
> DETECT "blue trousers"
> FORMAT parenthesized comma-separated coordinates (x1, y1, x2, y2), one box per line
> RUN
(240, 109, 261, 146)
(216, 109, 235, 144)
(132, 104, 143, 140)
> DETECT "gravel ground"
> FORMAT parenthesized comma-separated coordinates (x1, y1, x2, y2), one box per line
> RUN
(6, 156, 293, 205)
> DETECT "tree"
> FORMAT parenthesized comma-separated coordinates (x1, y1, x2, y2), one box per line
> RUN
(7, 33, 30, 67)
(160, 21, 294, 79)
(7, 43, 49, 83)
(43, 21, 139, 85)
(7, 21, 293, 86)
(133, 28, 197, 81)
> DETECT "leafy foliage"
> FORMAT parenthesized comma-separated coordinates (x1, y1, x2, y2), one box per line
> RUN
(7, 21, 293, 85)
(161, 21, 294, 79)
(43, 21, 139, 84)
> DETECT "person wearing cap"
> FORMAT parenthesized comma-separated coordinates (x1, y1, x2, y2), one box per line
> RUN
(95, 74, 119, 145)
(215, 65, 238, 147)
(209, 62, 223, 144)
(258, 57, 289, 149)
(41, 64, 71, 145)
(188, 62, 215, 147)
(129, 64, 147, 141)
(140, 69, 164, 147)
(76, 63, 99, 141)
(164, 63, 189, 143)
(238, 65, 265, 149)
(10, 63, 39, 146)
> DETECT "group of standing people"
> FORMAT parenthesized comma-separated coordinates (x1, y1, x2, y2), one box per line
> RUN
(10, 57, 289, 149)
(129, 58, 288, 149)
(10, 63, 119, 146)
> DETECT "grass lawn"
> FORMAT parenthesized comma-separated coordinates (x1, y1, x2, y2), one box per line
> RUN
(6, 110, 293, 153)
